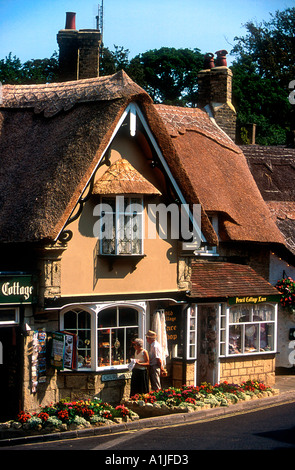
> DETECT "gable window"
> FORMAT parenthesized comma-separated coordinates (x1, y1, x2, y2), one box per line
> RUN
(99, 196, 143, 255)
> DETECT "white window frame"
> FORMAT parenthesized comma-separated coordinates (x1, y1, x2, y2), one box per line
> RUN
(219, 303, 277, 357)
(194, 214, 219, 256)
(186, 305, 197, 359)
(0, 307, 20, 326)
(98, 196, 144, 256)
(60, 302, 146, 371)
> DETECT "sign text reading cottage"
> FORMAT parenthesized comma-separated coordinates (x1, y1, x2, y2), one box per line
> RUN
(0, 275, 34, 304)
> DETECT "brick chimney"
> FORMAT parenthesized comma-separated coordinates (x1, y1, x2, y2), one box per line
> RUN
(198, 50, 236, 142)
(57, 12, 102, 81)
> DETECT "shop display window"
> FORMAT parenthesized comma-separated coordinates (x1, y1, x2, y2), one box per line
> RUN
(227, 304, 276, 355)
(63, 309, 91, 368)
(97, 307, 138, 367)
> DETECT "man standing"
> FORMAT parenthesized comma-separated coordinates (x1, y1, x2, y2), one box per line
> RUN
(146, 330, 165, 390)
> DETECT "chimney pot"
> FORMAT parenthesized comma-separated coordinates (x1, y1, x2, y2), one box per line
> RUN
(204, 53, 215, 69)
(65, 12, 76, 30)
(215, 50, 228, 67)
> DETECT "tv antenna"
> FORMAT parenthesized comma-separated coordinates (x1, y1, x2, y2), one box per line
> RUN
(96, 1, 104, 40)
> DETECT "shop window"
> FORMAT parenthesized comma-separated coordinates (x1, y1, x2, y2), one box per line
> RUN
(63, 309, 91, 368)
(187, 305, 197, 359)
(98, 196, 143, 255)
(0, 308, 19, 325)
(97, 306, 138, 367)
(227, 303, 276, 356)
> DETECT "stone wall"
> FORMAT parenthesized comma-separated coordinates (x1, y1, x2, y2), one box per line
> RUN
(172, 360, 195, 388)
(219, 355, 276, 387)
(197, 66, 236, 142)
(22, 331, 132, 413)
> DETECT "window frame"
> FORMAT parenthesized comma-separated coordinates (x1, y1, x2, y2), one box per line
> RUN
(60, 302, 146, 371)
(220, 303, 277, 357)
(0, 307, 20, 326)
(98, 195, 144, 256)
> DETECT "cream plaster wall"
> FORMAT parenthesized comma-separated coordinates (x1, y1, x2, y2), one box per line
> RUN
(60, 131, 179, 297)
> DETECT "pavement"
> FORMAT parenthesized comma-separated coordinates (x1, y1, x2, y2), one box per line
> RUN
(1, 375, 295, 447)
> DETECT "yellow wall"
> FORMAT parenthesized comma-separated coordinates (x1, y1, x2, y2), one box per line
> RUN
(60, 132, 179, 297)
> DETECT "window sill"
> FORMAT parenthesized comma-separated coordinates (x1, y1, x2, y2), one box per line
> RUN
(221, 350, 277, 358)
(59, 365, 130, 373)
(98, 254, 146, 271)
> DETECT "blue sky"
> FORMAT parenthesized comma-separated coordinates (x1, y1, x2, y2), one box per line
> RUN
(0, 0, 294, 64)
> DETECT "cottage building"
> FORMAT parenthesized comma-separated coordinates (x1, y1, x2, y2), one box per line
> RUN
(0, 13, 286, 420)
(242, 144, 295, 372)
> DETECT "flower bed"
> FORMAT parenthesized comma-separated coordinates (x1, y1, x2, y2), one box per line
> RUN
(122, 380, 279, 418)
(0, 381, 279, 437)
(0, 399, 139, 437)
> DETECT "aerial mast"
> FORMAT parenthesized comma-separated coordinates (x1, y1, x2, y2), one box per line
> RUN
(96, 1, 104, 40)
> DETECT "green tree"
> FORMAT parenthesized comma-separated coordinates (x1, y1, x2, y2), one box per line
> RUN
(0, 52, 58, 84)
(128, 47, 204, 106)
(231, 7, 295, 145)
(99, 45, 130, 76)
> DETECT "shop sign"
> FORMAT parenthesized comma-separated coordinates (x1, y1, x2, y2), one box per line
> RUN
(165, 306, 182, 344)
(101, 372, 132, 382)
(228, 295, 280, 305)
(0, 275, 35, 304)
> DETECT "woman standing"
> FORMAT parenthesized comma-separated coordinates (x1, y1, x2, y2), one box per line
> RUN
(130, 338, 149, 397)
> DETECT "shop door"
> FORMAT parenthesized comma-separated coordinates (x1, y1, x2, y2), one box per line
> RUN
(197, 305, 219, 386)
(0, 327, 21, 421)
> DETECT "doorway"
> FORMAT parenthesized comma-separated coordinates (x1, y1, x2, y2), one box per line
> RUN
(0, 327, 22, 421)
(197, 304, 219, 385)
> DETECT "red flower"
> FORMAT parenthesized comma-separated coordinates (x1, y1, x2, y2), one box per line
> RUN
(17, 411, 31, 423)
(38, 412, 49, 422)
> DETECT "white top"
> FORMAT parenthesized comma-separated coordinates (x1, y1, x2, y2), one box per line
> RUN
(135, 349, 147, 370)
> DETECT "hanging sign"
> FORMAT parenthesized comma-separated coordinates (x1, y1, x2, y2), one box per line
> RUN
(50, 332, 65, 370)
(0, 274, 35, 304)
(63, 332, 77, 370)
(50, 331, 77, 370)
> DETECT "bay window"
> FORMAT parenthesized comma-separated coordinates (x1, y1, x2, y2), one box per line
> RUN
(61, 304, 142, 370)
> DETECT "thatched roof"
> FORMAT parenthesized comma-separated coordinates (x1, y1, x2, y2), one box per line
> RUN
(242, 145, 295, 255)
(93, 159, 161, 195)
(0, 73, 284, 249)
(0, 72, 151, 243)
(2, 71, 145, 117)
(156, 105, 284, 245)
(190, 260, 279, 299)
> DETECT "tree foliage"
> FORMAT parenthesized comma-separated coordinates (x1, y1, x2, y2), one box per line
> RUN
(0, 7, 294, 145)
(0, 52, 58, 84)
(128, 47, 204, 106)
(231, 7, 295, 145)
(101, 45, 204, 106)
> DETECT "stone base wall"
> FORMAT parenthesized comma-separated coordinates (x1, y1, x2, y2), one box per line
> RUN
(172, 360, 195, 388)
(22, 332, 132, 413)
(219, 355, 276, 387)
